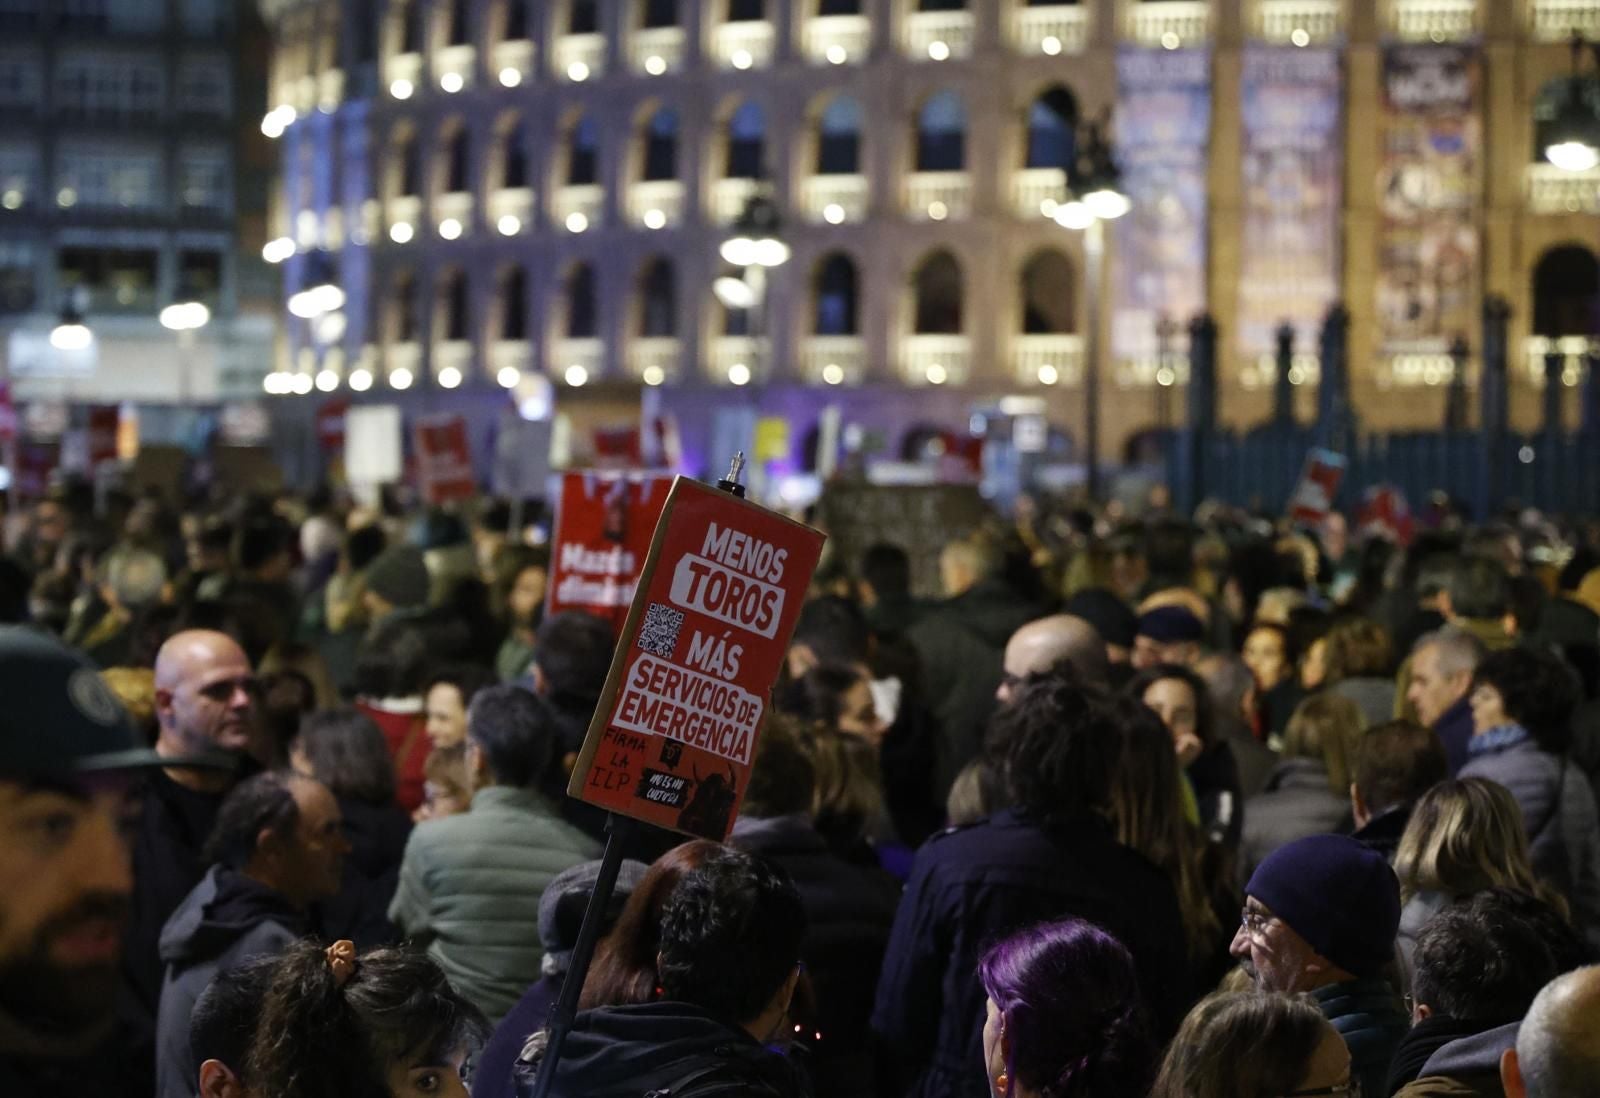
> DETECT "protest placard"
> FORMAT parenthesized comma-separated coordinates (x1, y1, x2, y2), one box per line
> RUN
(547, 471, 673, 635)
(413, 413, 476, 503)
(1287, 448, 1347, 525)
(568, 475, 825, 840)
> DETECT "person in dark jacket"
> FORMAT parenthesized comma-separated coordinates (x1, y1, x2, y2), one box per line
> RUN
(1128, 663, 1244, 848)
(729, 719, 901, 1098)
(907, 536, 1041, 800)
(123, 629, 265, 1094)
(1459, 646, 1600, 945)
(1231, 834, 1409, 1098)
(518, 850, 811, 1098)
(1240, 692, 1365, 879)
(472, 858, 646, 1098)
(1406, 628, 1485, 775)
(872, 668, 1189, 1098)
(0, 628, 180, 1098)
(1349, 719, 1448, 861)
(1388, 888, 1590, 1098)
(155, 771, 349, 1098)
(290, 707, 412, 946)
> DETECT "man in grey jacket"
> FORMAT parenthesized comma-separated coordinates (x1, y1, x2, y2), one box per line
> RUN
(389, 685, 601, 1024)
(155, 771, 348, 1098)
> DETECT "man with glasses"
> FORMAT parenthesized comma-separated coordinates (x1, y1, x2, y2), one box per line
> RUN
(1231, 833, 1408, 1098)
(123, 630, 266, 1094)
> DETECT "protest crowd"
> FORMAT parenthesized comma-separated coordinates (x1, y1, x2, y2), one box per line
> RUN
(6, 476, 1600, 1098)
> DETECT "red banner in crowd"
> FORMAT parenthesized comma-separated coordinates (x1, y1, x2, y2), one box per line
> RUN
(87, 405, 119, 468)
(569, 477, 825, 840)
(547, 471, 673, 635)
(413, 414, 476, 504)
(316, 399, 350, 454)
(0, 383, 15, 443)
(593, 426, 643, 465)
(1287, 448, 1348, 525)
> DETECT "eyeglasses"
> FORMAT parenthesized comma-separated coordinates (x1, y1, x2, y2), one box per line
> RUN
(1239, 907, 1277, 940)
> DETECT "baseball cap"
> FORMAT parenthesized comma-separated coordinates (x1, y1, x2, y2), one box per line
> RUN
(1, 627, 182, 777)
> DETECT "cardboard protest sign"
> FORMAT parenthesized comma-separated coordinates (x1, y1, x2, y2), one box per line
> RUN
(87, 405, 119, 468)
(547, 471, 673, 635)
(345, 406, 403, 486)
(568, 476, 825, 840)
(413, 413, 476, 504)
(1287, 448, 1347, 525)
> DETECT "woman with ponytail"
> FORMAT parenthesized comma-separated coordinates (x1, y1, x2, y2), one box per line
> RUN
(976, 919, 1155, 1098)
(247, 939, 488, 1098)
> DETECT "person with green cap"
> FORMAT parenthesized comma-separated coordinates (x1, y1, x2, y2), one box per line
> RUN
(0, 627, 198, 1097)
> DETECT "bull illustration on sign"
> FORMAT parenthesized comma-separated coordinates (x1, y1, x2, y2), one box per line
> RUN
(678, 761, 738, 838)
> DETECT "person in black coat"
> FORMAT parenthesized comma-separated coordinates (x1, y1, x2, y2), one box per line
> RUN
(872, 667, 1190, 1098)
(729, 719, 901, 1098)
(1127, 664, 1245, 850)
(290, 708, 412, 946)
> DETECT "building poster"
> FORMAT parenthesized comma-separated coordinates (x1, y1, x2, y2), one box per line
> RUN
(1239, 46, 1343, 360)
(569, 476, 825, 841)
(1377, 45, 1482, 357)
(546, 471, 674, 635)
(1113, 48, 1212, 367)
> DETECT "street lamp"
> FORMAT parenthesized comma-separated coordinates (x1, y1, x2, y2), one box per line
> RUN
(160, 300, 211, 405)
(49, 302, 92, 351)
(717, 193, 788, 387)
(1047, 119, 1129, 501)
(287, 251, 345, 319)
(1546, 33, 1600, 172)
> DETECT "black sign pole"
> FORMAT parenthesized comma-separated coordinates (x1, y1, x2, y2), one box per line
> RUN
(527, 455, 748, 1098)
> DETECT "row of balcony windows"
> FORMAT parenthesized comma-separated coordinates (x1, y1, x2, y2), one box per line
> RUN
(270, 0, 1600, 113)
(273, 158, 1600, 258)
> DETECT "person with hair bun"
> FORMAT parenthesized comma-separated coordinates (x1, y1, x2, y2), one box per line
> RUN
(1148, 990, 1351, 1098)
(247, 939, 488, 1098)
(977, 919, 1155, 1098)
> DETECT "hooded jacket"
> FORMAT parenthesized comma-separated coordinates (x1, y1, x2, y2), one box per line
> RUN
(515, 1001, 810, 1098)
(154, 867, 307, 1098)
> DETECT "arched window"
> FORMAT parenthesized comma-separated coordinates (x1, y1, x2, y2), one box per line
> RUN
(817, 0, 861, 13)
(1019, 250, 1075, 333)
(1533, 76, 1600, 163)
(500, 122, 529, 189)
(1533, 246, 1600, 336)
(912, 250, 962, 333)
(814, 253, 859, 335)
(1026, 86, 1078, 170)
(446, 0, 470, 45)
(567, 115, 598, 185)
(725, 101, 766, 178)
(397, 133, 421, 196)
(399, 2, 424, 52)
(569, 0, 599, 34)
(916, 92, 965, 172)
(504, 0, 531, 41)
(642, 107, 679, 181)
(638, 258, 677, 336)
(440, 270, 469, 341)
(500, 267, 528, 340)
(565, 263, 597, 337)
(728, 0, 764, 21)
(395, 271, 419, 341)
(817, 96, 862, 175)
(918, 0, 965, 11)
(443, 127, 470, 193)
(642, 0, 678, 27)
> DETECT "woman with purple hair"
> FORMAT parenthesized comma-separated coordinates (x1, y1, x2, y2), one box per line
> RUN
(977, 918, 1155, 1098)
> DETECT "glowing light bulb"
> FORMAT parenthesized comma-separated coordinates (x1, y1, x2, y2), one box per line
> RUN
(315, 369, 340, 392)
(390, 78, 414, 99)
(1041, 36, 1061, 56)
(823, 203, 845, 225)
(437, 365, 463, 388)
(825, 44, 847, 65)
(643, 208, 666, 230)
(499, 67, 522, 87)
(565, 364, 589, 386)
(389, 366, 414, 389)
(348, 368, 373, 391)
(728, 363, 751, 386)
(1037, 364, 1059, 385)
(644, 55, 666, 76)
(642, 365, 665, 386)
(731, 49, 753, 70)
(927, 40, 950, 61)
(926, 363, 948, 385)
(497, 366, 521, 388)
(439, 72, 464, 93)
(822, 364, 844, 385)
(438, 218, 462, 240)
(497, 215, 521, 235)
(565, 211, 589, 233)
(567, 61, 590, 82)
(389, 221, 415, 243)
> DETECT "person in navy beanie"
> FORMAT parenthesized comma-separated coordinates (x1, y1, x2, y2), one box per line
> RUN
(1230, 833, 1409, 1098)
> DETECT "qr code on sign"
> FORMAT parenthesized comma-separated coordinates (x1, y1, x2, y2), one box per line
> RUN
(638, 602, 684, 658)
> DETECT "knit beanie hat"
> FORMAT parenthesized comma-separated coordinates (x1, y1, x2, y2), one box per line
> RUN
(1245, 834, 1401, 979)
(364, 545, 431, 610)
(538, 859, 649, 976)
(1136, 605, 1205, 644)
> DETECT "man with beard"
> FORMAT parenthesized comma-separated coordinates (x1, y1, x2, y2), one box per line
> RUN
(0, 627, 173, 1097)
(123, 630, 267, 1091)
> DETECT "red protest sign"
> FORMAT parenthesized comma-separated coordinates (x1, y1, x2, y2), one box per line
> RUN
(568, 477, 826, 840)
(316, 399, 349, 453)
(413, 413, 476, 503)
(87, 405, 119, 468)
(0, 383, 15, 443)
(547, 471, 674, 635)
(1287, 448, 1347, 526)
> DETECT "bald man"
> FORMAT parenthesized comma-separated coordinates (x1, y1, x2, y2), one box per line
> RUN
(124, 631, 264, 1094)
(997, 615, 1108, 705)
(1503, 965, 1600, 1098)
